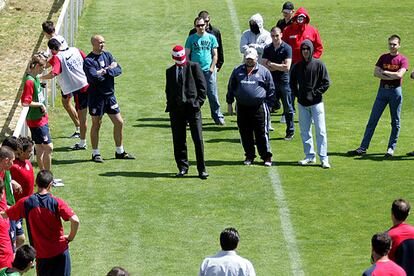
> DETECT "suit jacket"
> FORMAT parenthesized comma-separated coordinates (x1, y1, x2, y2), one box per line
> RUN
(165, 61, 207, 112)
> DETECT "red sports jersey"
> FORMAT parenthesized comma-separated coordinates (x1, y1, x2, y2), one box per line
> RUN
(0, 216, 14, 269)
(20, 79, 49, 128)
(10, 159, 34, 202)
(6, 193, 75, 258)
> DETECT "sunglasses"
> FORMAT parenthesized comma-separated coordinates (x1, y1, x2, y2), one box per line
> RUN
(196, 24, 205, 27)
(301, 47, 310, 51)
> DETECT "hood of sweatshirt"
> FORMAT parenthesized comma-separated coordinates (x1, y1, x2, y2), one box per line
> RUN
(292, 7, 311, 25)
(300, 39, 314, 62)
(249, 13, 264, 29)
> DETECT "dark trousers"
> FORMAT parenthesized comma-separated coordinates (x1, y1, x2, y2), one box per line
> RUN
(169, 104, 206, 173)
(276, 82, 295, 135)
(237, 103, 272, 160)
(37, 249, 71, 276)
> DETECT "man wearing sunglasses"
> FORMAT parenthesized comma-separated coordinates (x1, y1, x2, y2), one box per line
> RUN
(185, 17, 225, 126)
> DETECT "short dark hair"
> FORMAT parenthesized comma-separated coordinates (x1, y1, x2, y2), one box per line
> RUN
(36, 170, 54, 188)
(220, 227, 240, 251)
(12, 245, 36, 270)
(19, 137, 34, 152)
(198, 10, 209, 19)
(2, 136, 22, 152)
(48, 38, 61, 51)
(372, 232, 392, 256)
(270, 26, 282, 33)
(107, 267, 130, 276)
(29, 53, 47, 69)
(392, 199, 410, 221)
(42, 21, 55, 34)
(194, 16, 204, 25)
(389, 34, 401, 44)
(0, 146, 15, 160)
(0, 178, 4, 196)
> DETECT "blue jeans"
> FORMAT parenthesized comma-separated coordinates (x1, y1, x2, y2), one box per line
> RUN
(298, 102, 328, 162)
(203, 69, 224, 123)
(276, 81, 294, 134)
(360, 86, 402, 150)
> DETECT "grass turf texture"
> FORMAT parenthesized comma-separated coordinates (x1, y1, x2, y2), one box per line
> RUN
(25, 0, 414, 275)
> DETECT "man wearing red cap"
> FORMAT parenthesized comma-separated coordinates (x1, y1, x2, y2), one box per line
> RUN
(165, 45, 209, 179)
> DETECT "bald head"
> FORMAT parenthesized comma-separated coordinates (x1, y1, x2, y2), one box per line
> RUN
(91, 35, 105, 54)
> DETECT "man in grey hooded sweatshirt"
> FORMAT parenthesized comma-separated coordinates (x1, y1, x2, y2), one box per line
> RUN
(240, 13, 272, 63)
(290, 39, 331, 169)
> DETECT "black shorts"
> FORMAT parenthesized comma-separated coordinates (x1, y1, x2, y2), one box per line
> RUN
(72, 90, 88, 111)
(37, 249, 71, 276)
(88, 94, 120, 116)
(30, 124, 52, 144)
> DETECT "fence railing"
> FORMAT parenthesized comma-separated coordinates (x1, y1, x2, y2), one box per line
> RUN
(12, 0, 85, 138)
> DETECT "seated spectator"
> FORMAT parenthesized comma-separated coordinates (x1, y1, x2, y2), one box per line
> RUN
(362, 232, 406, 275)
(199, 227, 256, 276)
(388, 199, 414, 275)
(0, 244, 36, 275)
(106, 267, 130, 276)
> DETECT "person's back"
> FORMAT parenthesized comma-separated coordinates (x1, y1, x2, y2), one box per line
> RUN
(200, 250, 255, 276)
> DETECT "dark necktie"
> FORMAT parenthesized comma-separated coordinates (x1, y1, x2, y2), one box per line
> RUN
(177, 66, 186, 105)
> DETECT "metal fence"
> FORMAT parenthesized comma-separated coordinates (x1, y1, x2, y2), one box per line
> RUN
(13, 0, 85, 138)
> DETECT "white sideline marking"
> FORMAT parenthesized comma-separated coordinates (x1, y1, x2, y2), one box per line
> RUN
(225, 0, 304, 273)
(269, 170, 305, 275)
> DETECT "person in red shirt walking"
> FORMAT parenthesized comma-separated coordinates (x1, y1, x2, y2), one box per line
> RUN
(1, 170, 79, 276)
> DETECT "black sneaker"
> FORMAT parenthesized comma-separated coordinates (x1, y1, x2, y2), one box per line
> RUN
(71, 143, 87, 150)
(69, 131, 80, 139)
(284, 133, 294, 141)
(407, 151, 414, 156)
(92, 154, 104, 163)
(115, 151, 135, 159)
(347, 147, 366, 156)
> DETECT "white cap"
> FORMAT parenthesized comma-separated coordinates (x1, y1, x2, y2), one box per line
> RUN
(244, 48, 258, 59)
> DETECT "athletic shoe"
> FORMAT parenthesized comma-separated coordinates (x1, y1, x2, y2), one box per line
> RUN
(52, 179, 64, 187)
(321, 160, 331, 169)
(280, 115, 286, 123)
(269, 125, 274, 131)
(347, 147, 366, 156)
(69, 131, 80, 139)
(407, 151, 414, 156)
(264, 157, 272, 167)
(284, 133, 294, 141)
(71, 142, 87, 150)
(215, 118, 225, 126)
(115, 151, 135, 159)
(298, 157, 316, 165)
(243, 158, 254, 165)
(92, 154, 104, 163)
(384, 148, 394, 157)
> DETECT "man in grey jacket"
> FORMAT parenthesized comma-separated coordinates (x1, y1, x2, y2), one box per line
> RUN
(227, 48, 274, 166)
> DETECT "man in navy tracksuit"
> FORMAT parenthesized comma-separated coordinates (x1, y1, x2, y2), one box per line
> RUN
(227, 48, 275, 166)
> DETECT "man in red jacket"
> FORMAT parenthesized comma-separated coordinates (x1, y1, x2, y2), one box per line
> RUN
(282, 7, 323, 65)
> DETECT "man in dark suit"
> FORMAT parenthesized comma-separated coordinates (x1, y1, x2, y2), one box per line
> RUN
(165, 45, 208, 179)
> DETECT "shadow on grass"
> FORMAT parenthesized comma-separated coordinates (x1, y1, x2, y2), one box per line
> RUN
(99, 171, 177, 178)
(205, 138, 240, 143)
(330, 151, 414, 161)
(53, 146, 75, 153)
(203, 126, 238, 132)
(53, 159, 90, 165)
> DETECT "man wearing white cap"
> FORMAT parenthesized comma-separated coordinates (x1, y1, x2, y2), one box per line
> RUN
(165, 45, 209, 179)
(227, 48, 275, 166)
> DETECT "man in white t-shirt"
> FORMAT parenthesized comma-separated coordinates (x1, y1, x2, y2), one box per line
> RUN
(42, 20, 80, 139)
(199, 227, 256, 276)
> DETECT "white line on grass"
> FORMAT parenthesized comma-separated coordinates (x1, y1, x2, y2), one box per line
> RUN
(269, 170, 305, 275)
(225, 0, 304, 273)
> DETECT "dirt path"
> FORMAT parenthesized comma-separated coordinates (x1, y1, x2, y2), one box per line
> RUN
(0, 0, 64, 140)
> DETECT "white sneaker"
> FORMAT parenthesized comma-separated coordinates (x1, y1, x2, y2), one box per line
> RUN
(321, 160, 331, 169)
(385, 148, 394, 157)
(52, 179, 65, 187)
(280, 115, 286, 123)
(269, 125, 274, 131)
(298, 158, 316, 165)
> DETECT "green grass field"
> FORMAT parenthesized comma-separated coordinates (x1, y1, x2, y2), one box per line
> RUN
(24, 0, 414, 275)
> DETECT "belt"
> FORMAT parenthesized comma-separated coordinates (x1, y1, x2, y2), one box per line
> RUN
(381, 84, 400, 89)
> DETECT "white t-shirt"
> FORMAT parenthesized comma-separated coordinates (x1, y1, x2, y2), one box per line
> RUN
(199, 250, 256, 276)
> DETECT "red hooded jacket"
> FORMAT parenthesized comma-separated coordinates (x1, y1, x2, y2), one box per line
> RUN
(282, 7, 324, 64)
